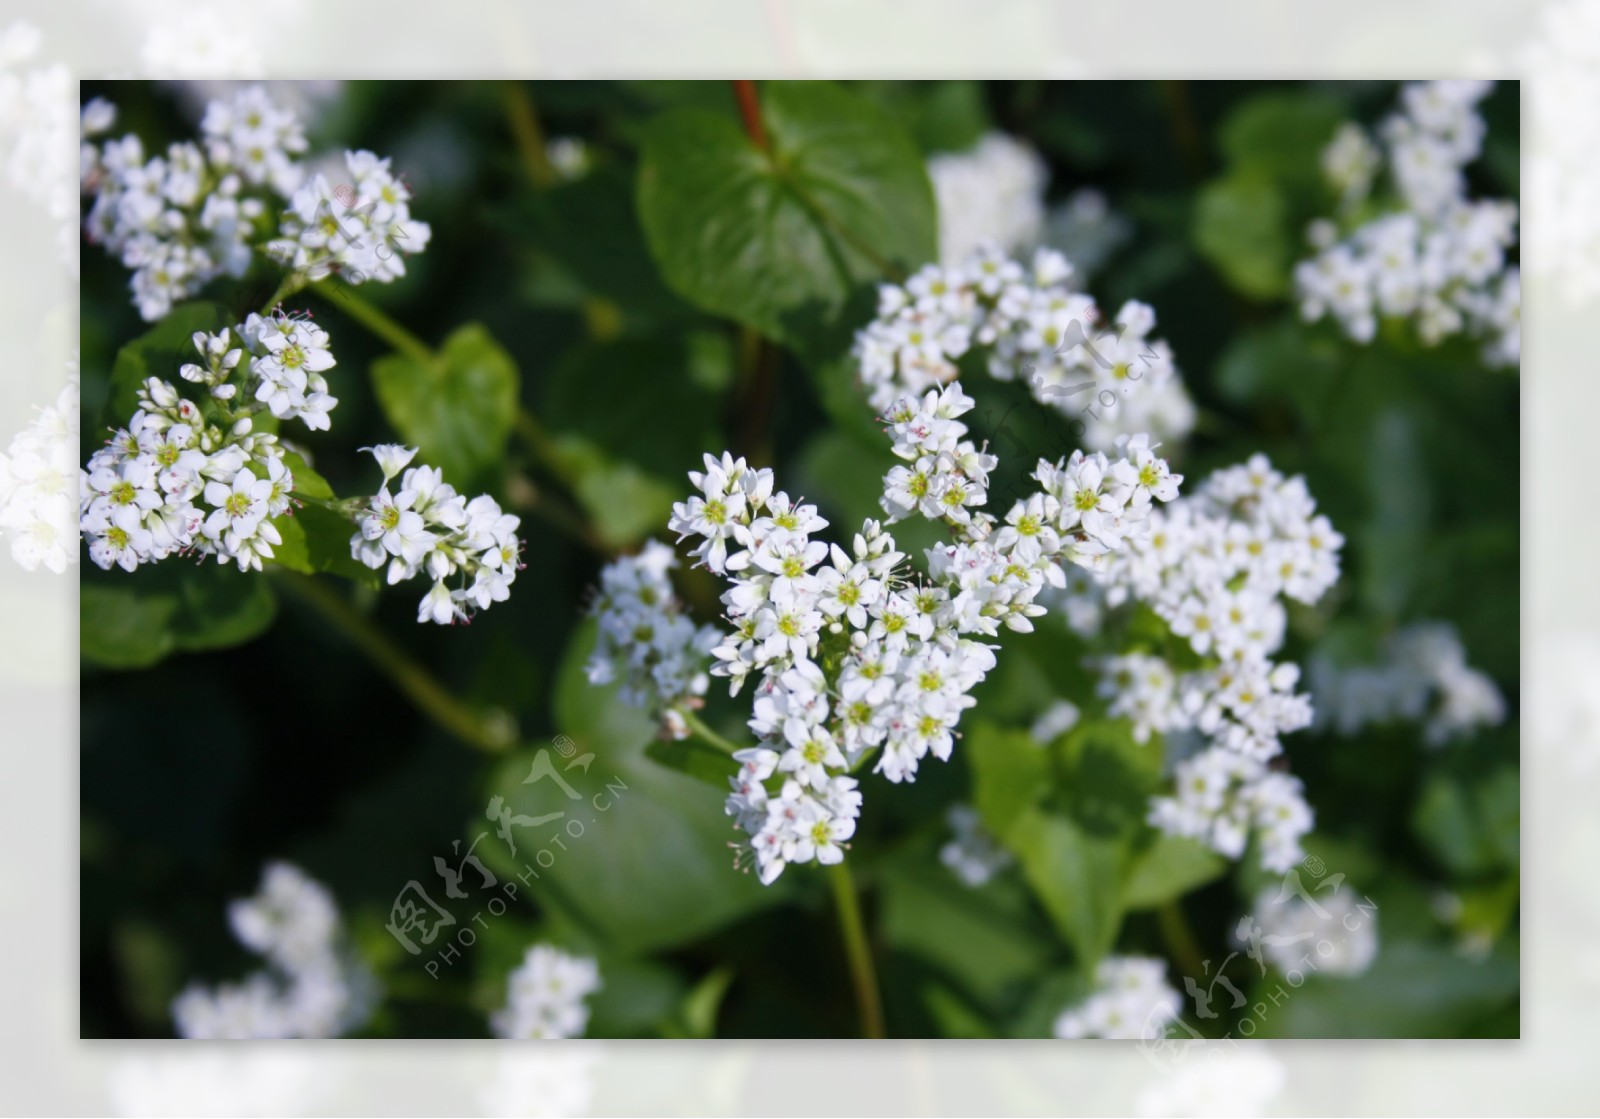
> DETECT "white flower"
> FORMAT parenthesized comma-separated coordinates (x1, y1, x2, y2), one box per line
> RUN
(362, 443, 417, 484)
(928, 133, 1049, 266)
(940, 805, 1014, 887)
(1052, 956, 1181, 1040)
(587, 541, 720, 738)
(1295, 81, 1518, 365)
(491, 945, 601, 1040)
(173, 862, 372, 1039)
(1240, 881, 1379, 977)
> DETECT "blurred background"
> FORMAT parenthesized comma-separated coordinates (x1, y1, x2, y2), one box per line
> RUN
(76, 79, 1518, 1042)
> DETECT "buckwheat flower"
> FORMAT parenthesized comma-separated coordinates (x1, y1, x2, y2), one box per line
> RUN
(928, 132, 1049, 266)
(350, 455, 522, 625)
(1149, 746, 1314, 873)
(586, 540, 720, 739)
(1031, 699, 1081, 743)
(174, 861, 374, 1040)
(1097, 654, 1183, 743)
(852, 246, 1196, 453)
(1052, 956, 1182, 1041)
(1312, 620, 1505, 745)
(1134, 1050, 1287, 1118)
(1295, 81, 1518, 365)
(0, 367, 78, 573)
(268, 150, 432, 285)
(1240, 881, 1378, 977)
(940, 804, 1014, 887)
(665, 389, 1182, 883)
(360, 443, 417, 484)
(491, 945, 601, 1040)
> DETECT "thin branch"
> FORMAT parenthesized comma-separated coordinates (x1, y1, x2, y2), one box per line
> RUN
(272, 569, 513, 754)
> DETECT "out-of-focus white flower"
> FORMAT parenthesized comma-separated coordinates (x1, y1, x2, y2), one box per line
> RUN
(929, 132, 1049, 266)
(940, 804, 1014, 887)
(1134, 1049, 1287, 1118)
(490, 944, 601, 1040)
(1031, 698, 1081, 742)
(587, 540, 720, 740)
(1295, 81, 1519, 366)
(172, 862, 374, 1039)
(1053, 955, 1182, 1040)
(1312, 620, 1506, 746)
(0, 366, 77, 573)
(1238, 880, 1379, 977)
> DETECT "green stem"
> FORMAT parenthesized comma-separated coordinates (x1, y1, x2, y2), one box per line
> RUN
(503, 81, 557, 189)
(272, 569, 512, 754)
(1156, 898, 1208, 983)
(260, 270, 310, 315)
(684, 709, 744, 755)
(313, 281, 434, 365)
(827, 861, 886, 1039)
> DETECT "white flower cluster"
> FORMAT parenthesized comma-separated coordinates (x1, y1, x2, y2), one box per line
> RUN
(1295, 81, 1520, 366)
(0, 368, 77, 573)
(669, 384, 1180, 885)
(490, 944, 601, 1040)
(928, 131, 1048, 266)
(82, 84, 429, 321)
(928, 132, 1130, 282)
(585, 539, 720, 740)
(266, 149, 431, 284)
(350, 445, 523, 626)
(1239, 881, 1378, 976)
(1312, 621, 1505, 746)
(1081, 454, 1343, 871)
(81, 86, 305, 320)
(0, 22, 78, 269)
(852, 245, 1194, 453)
(173, 862, 374, 1039)
(1052, 955, 1181, 1040)
(1151, 747, 1313, 874)
(80, 311, 330, 574)
(1042, 187, 1133, 284)
(940, 804, 1014, 887)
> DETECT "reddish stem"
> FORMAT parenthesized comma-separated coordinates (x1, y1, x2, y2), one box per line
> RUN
(732, 80, 768, 150)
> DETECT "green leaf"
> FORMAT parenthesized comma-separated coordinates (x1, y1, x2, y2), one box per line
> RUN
(105, 301, 228, 428)
(271, 504, 379, 588)
(878, 857, 1055, 1006)
(477, 621, 786, 955)
(544, 435, 682, 549)
(645, 737, 735, 789)
(637, 80, 936, 347)
(80, 585, 178, 669)
(1123, 834, 1228, 910)
(1054, 718, 1163, 839)
(676, 966, 736, 1039)
(1219, 92, 1345, 190)
(1008, 808, 1126, 968)
(518, 163, 690, 322)
(1412, 766, 1520, 879)
(81, 563, 278, 670)
(964, 722, 1050, 845)
(1193, 169, 1290, 300)
(1255, 940, 1518, 1038)
(371, 322, 518, 490)
(542, 334, 726, 482)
